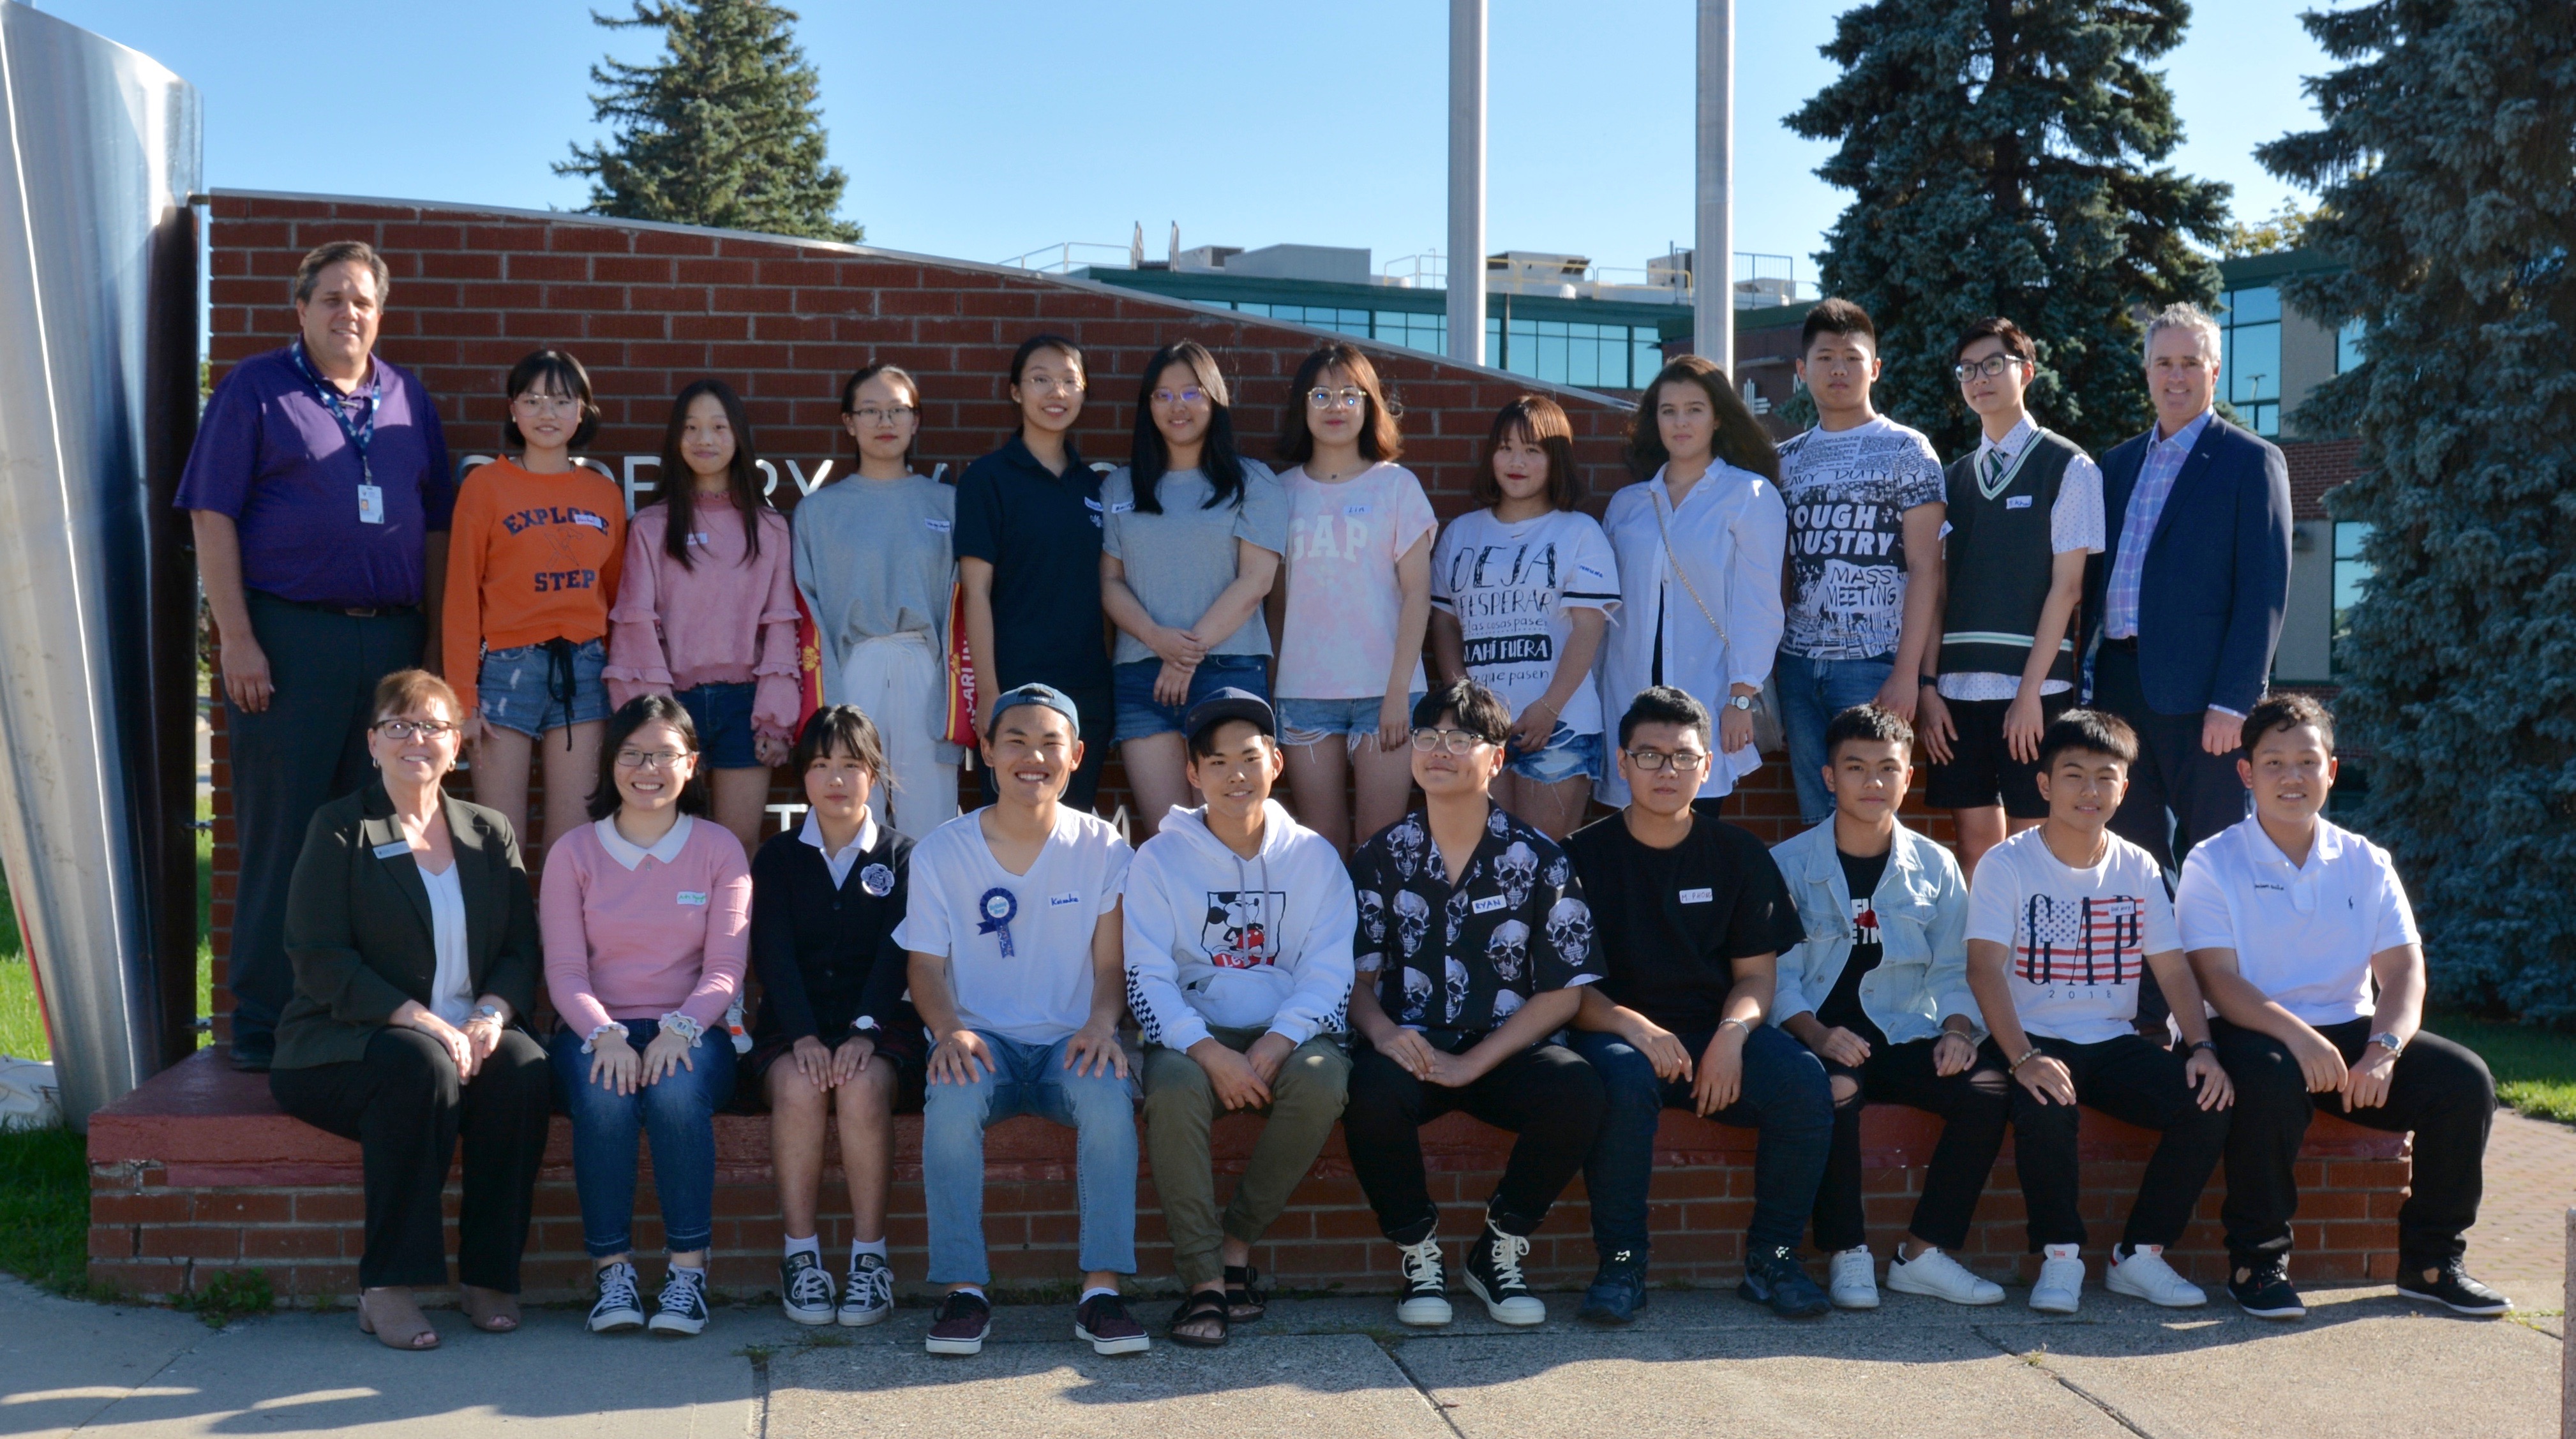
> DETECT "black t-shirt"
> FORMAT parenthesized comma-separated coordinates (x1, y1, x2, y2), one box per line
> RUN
(1818, 848, 1890, 1046)
(954, 433, 1111, 696)
(1563, 811, 1804, 1035)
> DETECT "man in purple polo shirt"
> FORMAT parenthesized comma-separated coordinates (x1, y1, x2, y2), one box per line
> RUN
(177, 239, 454, 1071)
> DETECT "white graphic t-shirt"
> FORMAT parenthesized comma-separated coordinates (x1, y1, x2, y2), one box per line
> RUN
(1274, 462, 1438, 699)
(1430, 508, 1621, 736)
(1965, 826, 2181, 1045)
(1776, 415, 1946, 660)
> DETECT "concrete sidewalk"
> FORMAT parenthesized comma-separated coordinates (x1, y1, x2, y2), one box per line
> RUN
(2, 1276, 2559, 1439)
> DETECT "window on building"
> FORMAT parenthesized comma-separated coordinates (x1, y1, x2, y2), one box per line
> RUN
(2332, 521, 2373, 676)
(1374, 310, 1444, 355)
(1480, 317, 1661, 389)
(2337, 318, 2367, 373)
(2219, 285, 2282, 436)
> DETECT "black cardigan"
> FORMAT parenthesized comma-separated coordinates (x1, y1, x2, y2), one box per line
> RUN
(747, 823, 915, 1045)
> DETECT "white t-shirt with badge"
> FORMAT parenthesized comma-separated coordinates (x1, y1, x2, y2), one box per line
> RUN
(1431, 507, 1622, 736)
(893, 805, 1133, 1044)
(1274, 461, 1438, 699)
(2175, 816, 2418, 1025)
(1966, 826, 2182, 1043)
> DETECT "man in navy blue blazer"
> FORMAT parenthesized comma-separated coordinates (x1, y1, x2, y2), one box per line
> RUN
(2082, 302, 2293, 876)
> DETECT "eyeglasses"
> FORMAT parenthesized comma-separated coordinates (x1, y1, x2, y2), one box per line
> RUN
(375, 719, 458, 740)
(511, 392, 581, 414)
(1626, 747, 1711, 773)
(1019, 375, 1085, 396)
(613, 749, 685, 771)
(1409, 727, 1491, 755)
(1952, 355, 2026, 383)
(1308, 387, 1368, 410)
(851, 405, 914, 424)
(1150, 388, 1207, 407)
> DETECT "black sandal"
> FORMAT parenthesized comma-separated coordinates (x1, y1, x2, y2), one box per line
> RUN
(1224, 1264, 1268, 1323)
(1167, 1288, 1231, 1348)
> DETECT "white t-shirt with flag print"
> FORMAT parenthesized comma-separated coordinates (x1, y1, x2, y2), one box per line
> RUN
(1965, 825, 2182, 1044)
(1430, 507, 1621, 736)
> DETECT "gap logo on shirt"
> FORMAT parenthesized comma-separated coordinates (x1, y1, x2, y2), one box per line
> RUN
(2016, 893, 2145, 986)
(1200, 889, 1288, 969)
(1289, 512, 1370, 561)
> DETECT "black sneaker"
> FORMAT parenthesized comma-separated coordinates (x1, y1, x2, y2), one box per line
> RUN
(647, 1265, 710, 1336)
(1394, 1235, 1452, 1327)
(1737, 1245, 1831, 1319)
(1464, 1218, 1546, 1326)
(1074, 1292, 1151, 1355)
(1577, 1248, 1649, 1326)
(588, 1260, 645, 1333)
(228, 1031, 274, 1073)
(779, 1251, 835, 1325)
(2227, 1256, 2305, 1320)
(924, 1290, 992, 1355)
(2393, 1259, 2510, 1316)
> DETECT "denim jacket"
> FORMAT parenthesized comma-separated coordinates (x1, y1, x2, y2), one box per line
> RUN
(1769, 820, 1977, 1045)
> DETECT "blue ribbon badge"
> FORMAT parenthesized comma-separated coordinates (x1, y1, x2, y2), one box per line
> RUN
(977, 887, 1019, 957)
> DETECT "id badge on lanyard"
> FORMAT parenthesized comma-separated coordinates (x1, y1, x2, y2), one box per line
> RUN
(291, 341, 385, 524)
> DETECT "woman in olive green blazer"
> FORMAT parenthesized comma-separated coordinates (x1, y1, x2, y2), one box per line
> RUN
(268, 669, 552, 1352)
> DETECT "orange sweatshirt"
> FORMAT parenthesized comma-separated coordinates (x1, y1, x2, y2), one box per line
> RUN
(441, 458, 627, 720)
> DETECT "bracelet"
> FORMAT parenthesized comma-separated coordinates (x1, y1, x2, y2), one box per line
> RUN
(2189, 1039, 2217, 1054)
(660, 1013, 705, 1047)
(582, 1021, 628, 1054)
(1920, 676, 1941, 689)
(2007, 1045, 2042, 1073)
(1718, 1016, 1754, 1038)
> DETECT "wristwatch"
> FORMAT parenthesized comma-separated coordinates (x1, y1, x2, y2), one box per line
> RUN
(472, 1004, 504, 1024)
(1724, 694, 1754, 712)
(851, 1015, 881, 1035)
(2367, 1031, 2406, 1058)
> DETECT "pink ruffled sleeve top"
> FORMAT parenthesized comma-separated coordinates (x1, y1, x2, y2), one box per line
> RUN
(604, 496, 803, 740)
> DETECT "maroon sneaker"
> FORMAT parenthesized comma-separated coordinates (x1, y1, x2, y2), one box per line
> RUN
(1074, 1292, 1150, 1355)
(924, 1290, 991, 1355)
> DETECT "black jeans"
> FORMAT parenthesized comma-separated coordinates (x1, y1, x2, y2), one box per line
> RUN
(270, 1025, 553, 1290)
(1813, 1037, 2013, 1253)
(226, 593, 426, 1040)
(2212, 1016, 2494, 1268)
(1992, 1032, 2229, 1251)
(1344, 1037, 1605, 1242)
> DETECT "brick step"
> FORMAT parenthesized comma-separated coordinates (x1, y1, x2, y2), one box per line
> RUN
(88, 1048, 2411, 1305)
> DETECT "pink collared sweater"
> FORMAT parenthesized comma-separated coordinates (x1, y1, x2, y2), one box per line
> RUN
(603, 495, 802, 741)
(541, 817, 751, 1034)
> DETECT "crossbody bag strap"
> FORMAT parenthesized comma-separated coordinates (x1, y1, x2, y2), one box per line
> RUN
(1651, 483, 1730, 651)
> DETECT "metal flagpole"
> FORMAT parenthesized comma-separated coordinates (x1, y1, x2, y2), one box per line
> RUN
(1694, 0, 1734, 376)
(1447, 0, 1486, 366)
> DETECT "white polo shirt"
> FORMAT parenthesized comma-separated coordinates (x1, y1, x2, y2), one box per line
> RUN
(892, 805, 1132, 1045)
(2175, 816, 2418, 1025)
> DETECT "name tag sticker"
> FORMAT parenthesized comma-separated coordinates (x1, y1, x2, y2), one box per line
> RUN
(1344, 503, 1370, 516)
(371, 840, 411, 860)
(572, 511, 608, 530)
(924, 517, 952, 533)
(357, 484, 385, 525)
(1679, 887, 1715, 905)
(686, 532, 711, 548)
(2006, 495, 2035, 510)
(2104, 898, 2138, 917)
(1109, 500, 1135, 514)
(1576, 563, 1609, 582)
(1472, 895, 1508, 914)
(677, 891, 708, 906)
(1047, 891, 1082, 907)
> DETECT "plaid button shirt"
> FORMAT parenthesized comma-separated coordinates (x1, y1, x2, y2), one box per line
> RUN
(2102, 408, 2213, 639)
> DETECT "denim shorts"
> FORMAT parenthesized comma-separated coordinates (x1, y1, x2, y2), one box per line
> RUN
(1113, 654, 1270, 744)
(1277, 692, 1427, 747)
(477, 637, 609, 738)
(1506, 722, 1603, 784)
(677, 680, 761, 768)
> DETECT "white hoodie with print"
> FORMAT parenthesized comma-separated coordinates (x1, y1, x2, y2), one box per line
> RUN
(1122, 800, 1356, 1051)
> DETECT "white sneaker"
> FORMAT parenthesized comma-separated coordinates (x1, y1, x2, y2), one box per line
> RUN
(2106, 1244, 2208, 1308)
(2030, 1253, 2086, 1314)
(1394, 1236, 1453, 1327)
(1827, 1247, 1880, 1309)
(1887, 1246, 2006, 1306)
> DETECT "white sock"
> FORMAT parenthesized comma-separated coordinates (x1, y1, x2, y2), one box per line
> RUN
(2044, 1243, 2081, 1262)
(784, 1234, 821, 1260)
(851, 1237, 887, 1260)
(950, 1285, 987, 1302)
(1080, 1286, 1118, 1304)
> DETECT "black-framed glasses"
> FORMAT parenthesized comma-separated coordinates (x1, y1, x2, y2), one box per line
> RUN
(1409, 727, 1490, 755)
(1953, 354, 2026, 383)
(613, 749, 685, 771)
(375, 719, 458, 740)
(1626, 747, 1711, 773)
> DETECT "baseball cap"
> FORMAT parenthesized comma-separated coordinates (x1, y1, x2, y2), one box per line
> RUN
(1183, 687, 1276, 747)
(985, 683, 1081, 740)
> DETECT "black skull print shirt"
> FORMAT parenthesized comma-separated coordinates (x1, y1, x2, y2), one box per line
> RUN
(1349, 803, 1603, 1036)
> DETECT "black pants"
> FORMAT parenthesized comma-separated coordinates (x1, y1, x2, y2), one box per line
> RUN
(1813, 1037, 2014, 1253)
(271, 1026, 553, 1290)
(976, 683, 1112, 814)
(1345, 1038, 1605, 1242)
(227, 593, 426, 1039)
(2212, 1017, 2494, 1268)
(1993, 1032, 2229, 1251)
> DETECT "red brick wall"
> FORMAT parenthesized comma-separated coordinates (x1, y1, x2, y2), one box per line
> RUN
(2284, 437, 2360, 523)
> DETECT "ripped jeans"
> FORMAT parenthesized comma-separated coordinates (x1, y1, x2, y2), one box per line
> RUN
(1812, 1034, 2012, 1253)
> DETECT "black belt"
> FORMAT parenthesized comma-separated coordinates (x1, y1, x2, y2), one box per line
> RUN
(257, 592, 414, 619)
(2099, 635, 2139, 652)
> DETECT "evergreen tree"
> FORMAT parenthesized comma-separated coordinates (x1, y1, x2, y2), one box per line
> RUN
(558, 0, 860, 242)
(1784, 0, 2229, 459)
(2259, 1, 2576, 1019)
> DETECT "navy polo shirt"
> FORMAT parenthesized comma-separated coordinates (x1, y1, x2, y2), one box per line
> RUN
(954, 433, 1111, 699)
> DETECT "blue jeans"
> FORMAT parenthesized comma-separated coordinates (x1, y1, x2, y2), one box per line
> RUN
(675, 681, 761, 768)
(921, 1030, 1139, 1284)
(1113, 654, 1269, 743)
(1776, 650, 1898, 826)
(549, 1019, 737, 1257)
(1571, 1023, 1832, 1260)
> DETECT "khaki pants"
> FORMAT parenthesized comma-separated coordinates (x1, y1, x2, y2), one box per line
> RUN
(1141, 1026, 1351, 1290)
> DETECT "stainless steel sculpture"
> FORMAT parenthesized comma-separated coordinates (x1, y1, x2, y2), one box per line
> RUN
(0, 3, 202, 1126)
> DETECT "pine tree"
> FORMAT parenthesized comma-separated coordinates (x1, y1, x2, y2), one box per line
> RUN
(1783, 0, 2229, 459)
(2259, 1, 2576, 1019)
(558, 0, 860, 243)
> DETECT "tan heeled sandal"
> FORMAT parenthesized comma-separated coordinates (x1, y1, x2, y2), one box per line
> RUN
(461, 1286, 521, 1332)
(356, 1288, 440, 1350)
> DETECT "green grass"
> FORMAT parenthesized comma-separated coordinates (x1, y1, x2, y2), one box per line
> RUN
(0, 819, 211, 1064)
(0, 1125, 91, 1296)
(2430, 1009, 2576, 1125)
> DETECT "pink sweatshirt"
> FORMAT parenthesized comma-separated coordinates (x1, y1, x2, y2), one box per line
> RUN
(541, 814, 751, 1034)
(604, 495, 802, 740)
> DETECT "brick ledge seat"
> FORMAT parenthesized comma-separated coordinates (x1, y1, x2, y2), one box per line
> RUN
(90, 1048, 2410, 1304)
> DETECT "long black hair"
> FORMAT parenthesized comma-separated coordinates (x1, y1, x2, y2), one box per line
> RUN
(1128, 340, 1245, 514)
(587, 694, 712, 821)
(658, 378, 770, 570)
(502, 348, 601, 452)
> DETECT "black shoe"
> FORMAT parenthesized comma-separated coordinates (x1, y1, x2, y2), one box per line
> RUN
(2227, 1256, 2305, 1320)
(1737, 1245, 1831, 1319)
(228, 1031, 274, 1073)
(924, 1290, 992, 1355)
(1577, 1248, 1649, 1325)
(1464, 1217, 1546, 1325)
(2393, 1259, 2510, 1316)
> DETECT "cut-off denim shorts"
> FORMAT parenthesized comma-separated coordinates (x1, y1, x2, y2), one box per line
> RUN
(676, 680, 761, 769)
(1113, 654, 1270, 744)
(1277, 692, 1428, 750)
(477, 637, 609, 739)
(1506, 722, 1603, 784)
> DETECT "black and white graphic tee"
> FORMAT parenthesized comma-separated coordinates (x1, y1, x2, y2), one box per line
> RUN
(1430, 509, 1621, 736)
(1776, 416, 1946, 660)
(1350, 804, 1603, 1035)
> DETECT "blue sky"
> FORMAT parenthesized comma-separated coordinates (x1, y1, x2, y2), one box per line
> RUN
(41, 0, 2332, 280)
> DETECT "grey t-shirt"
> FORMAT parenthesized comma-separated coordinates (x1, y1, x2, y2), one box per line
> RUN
(1100, 459, 1288, 664)
(790, 472, 957, 749)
